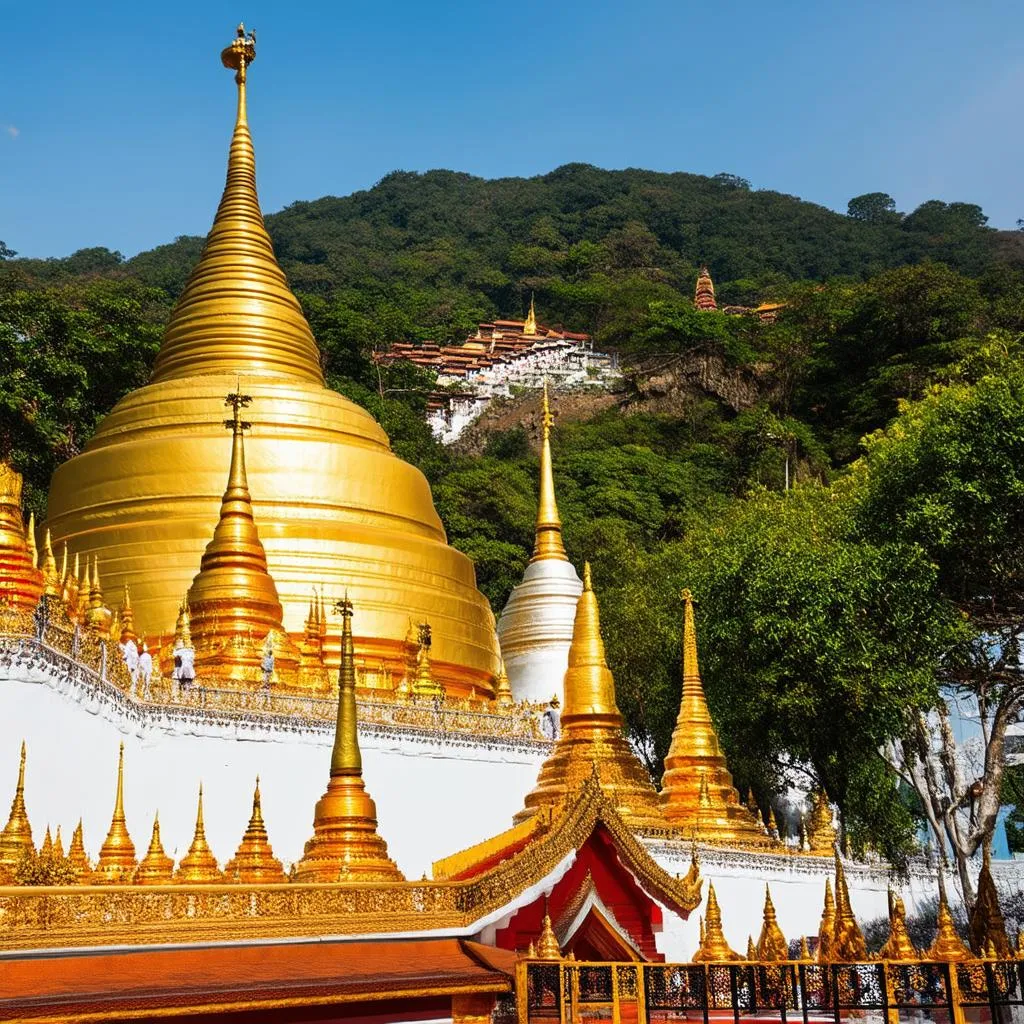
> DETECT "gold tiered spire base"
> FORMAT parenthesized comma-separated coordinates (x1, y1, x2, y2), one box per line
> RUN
(515, 564, 665, 831)
(294, 597, 403, 883)
(659, 591, 774, 846)
(224, 778, 286, 883)
(927, 889, 972, 961)
(93, 744, 137, 884)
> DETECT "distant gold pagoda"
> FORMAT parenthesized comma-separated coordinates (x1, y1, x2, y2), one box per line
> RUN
(659, 591, 775, 847)
(515, 563, 665, 831)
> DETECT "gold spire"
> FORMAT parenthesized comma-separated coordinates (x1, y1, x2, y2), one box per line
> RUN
(879, 888, 918, 959)
(817, 877, 835, 962)
(494, 657, 514, 707)
(756, 884, 789, 961)
(694, 265, 717, 311)
(411, 622, 443, 697)
(225, 777, 286, 883)
(295, 597, 404, 882)
(799, 935, 812, 962)
(40, 529, 61, 598)
(85, 557, 113, 637)
(924, 886, 969, 960)
(535, 909, 561, 959)
(0, 463, 44, 615)
(133, 814, 175, 885)
(523, 293, 538, 336)
(693, 883, 740, 961)
(969, 852, 1011, 957)
(53, 825, 65, 860)
(119, 583, 138, 644)
(67, 819, 90, 883)
(831, 851, 867, 961)
(39, 825, 52, 858)
(531, 379, 568, 562)
(746, 935, 757, 960)
(93, 744, 137, 883)
(150, 26, 323, 385)
(0, 742, 33, 880)
(806, 788, 837, 854)
(187, 391, 292, 679)
(174, 598, 192, 648)
(515, 563, 665, 830)
(659, 590, 773, 845)
(25, 511, 38, 568)
(175, 784, 224, 883)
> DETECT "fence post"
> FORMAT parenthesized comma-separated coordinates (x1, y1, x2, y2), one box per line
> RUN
(946, 962, 968, 1024)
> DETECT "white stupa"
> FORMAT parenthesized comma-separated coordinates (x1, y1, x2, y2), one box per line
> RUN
(497, 382, 583, 704)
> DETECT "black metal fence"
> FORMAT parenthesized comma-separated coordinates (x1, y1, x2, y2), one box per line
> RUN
(521, 960, 1024, 1024)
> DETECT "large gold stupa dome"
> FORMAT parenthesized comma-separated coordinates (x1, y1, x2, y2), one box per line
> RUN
(45, 28, 499, 694)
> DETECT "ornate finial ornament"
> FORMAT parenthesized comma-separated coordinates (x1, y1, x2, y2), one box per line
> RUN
(175, 784, 224, 884)
(756, 884, 789, 961)
(535, 908, 561, 960)
(93, 744, 137, 884)
(134, 814, 175, 885)
(694, 882, 740, 961)
(660, 590, 774, 845)
(879, 888, 918, 959)
(515, 557, 664, 830)
(225, 777, 286, 883)
(221, 22, 256, 80)
(531, 378, 568, 562)
(295, 597, 404, 883)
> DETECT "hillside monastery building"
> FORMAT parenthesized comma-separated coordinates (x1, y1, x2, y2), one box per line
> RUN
(0, 26, 1021, 1024)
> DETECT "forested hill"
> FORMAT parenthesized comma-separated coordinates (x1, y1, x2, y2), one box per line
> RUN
(7, 164, 1023, 349)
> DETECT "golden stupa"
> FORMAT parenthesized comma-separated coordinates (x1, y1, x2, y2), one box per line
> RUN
(659, 591, 774, 846)
(43, 26, 498, 696)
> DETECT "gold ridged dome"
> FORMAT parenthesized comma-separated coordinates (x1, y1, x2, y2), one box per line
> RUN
(43, 26, 498, 696)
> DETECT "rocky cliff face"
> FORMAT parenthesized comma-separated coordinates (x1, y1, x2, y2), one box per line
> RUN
(452, 350, 780, 454)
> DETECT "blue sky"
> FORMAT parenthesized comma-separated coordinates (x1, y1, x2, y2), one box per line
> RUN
(2, 0, 1022, 259)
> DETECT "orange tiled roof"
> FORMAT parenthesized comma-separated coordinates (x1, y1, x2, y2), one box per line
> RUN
(0, 938, 514, 1021)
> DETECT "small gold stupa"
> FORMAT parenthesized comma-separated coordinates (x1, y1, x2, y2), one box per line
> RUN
(92, 744, 137, 884)
(44, 26, 499, 696)
(294, 597, 404, 883)
(515, 563, 665, 830)
(755, 885, 789, 961)
(659, 591, 774, 846)
(175, 785, 224, 884)
(0, 742, 34, 881)
(224, 778, 286, 883)
(693, 883, 740, 961)
(134, 815, 175, 885)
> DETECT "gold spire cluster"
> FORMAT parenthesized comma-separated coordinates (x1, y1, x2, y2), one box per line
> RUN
(659, 591, 775, 846)
(515, 563, 665, 830)
(151, 25, 323, 385)
(693, 883, 740, 961)
(531, 380, 568, 562)
(294, 597, 404, 882)
(0, 462, 43, 616)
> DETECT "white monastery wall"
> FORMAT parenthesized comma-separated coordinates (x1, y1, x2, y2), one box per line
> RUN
(0, 662, 547, 881)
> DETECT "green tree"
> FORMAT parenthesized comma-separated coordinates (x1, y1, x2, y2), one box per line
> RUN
(847, 193, 899, 223)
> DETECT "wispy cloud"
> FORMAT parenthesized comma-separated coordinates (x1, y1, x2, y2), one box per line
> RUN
(5, 125, 19, 140)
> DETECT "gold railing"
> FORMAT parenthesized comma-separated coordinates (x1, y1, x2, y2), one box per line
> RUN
(518, 958, 1024, 1024)
(0, 625, 551, 747)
